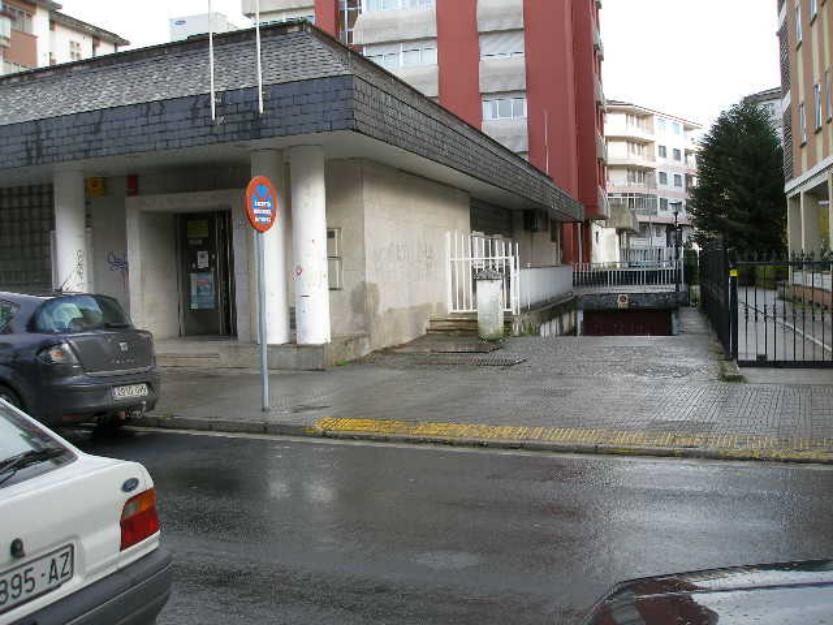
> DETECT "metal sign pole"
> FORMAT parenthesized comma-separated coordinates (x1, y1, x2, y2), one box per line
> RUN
(256, 231, 269, 411)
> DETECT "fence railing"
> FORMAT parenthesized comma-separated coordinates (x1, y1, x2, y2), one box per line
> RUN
(573, 261, 682, 289)
(699, 242, 733, 356)
(699, 244, 833, 367)
(447, 232, 519, 315)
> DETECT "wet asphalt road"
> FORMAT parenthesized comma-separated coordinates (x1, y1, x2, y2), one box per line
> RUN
(72, 429, 833, 625)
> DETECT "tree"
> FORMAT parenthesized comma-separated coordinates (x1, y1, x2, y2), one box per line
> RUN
(689, 101, 786, 255)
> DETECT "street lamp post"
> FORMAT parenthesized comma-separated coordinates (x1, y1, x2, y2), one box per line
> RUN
(673, 207, 681, 293)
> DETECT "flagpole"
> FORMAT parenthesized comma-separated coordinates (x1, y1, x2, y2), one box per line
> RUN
(208, 0, 216, 121)
(256, 0, 264, 115)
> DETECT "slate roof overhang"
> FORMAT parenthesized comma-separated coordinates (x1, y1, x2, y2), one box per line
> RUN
(0, 21, 583, 222)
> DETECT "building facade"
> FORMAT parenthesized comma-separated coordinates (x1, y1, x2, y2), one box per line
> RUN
(601, 101, 700, 261)
(778, 0, 833, 255)
(0, 23, 580, 366)
(743, 86, 785, 143)
(241, 0, 607, 264)
(0, 0, 127, 76)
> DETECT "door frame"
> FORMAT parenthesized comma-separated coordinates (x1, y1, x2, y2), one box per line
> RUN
(126, 190, 249, 340)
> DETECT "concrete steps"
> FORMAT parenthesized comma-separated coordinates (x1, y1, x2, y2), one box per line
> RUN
(427, 314, 513, 336)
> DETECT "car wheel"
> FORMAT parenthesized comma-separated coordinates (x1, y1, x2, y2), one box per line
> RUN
(0, 385, 22, 409)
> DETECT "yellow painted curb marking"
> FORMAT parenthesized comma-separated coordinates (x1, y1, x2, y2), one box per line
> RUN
(312, 417, 833, 462)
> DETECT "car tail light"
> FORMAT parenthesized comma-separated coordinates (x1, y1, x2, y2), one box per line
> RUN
(120, 488, 160, 551)
(37, 343, 79, 365)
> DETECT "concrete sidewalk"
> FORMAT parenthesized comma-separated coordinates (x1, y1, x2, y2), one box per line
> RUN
(134, 309, 833, 464)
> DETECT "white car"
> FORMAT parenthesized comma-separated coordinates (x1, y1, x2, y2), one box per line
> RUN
(0, 399, 172, 625)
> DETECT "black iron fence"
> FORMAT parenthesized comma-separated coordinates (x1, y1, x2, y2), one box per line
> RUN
(700, 243, 833, 368)
(699, 242, 734, 356)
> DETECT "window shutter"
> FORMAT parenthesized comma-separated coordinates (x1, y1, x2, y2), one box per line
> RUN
(479, 30, 525, 58)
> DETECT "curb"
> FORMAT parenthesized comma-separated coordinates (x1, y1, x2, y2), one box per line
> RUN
(131, 414, 833, 465)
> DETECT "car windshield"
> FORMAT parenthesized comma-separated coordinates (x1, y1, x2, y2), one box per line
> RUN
(0, 402, 68, 468)
(34, 295, 132, 334)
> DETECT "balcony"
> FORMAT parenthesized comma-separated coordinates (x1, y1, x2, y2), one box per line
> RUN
(607, 155, 656, 169)
(594, 76, 606, 107)
(605, 124, 654, 143)
(0, 13, 10, 48)
(596, 132, 607, 162)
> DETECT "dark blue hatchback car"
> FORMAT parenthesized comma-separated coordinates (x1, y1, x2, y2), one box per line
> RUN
(0, 292, 159, 425)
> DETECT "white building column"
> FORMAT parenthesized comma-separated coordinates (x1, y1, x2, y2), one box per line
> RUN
(289, 145, 330, 345)
(251, 150, 290, 345)
(53, 170, 89, 292)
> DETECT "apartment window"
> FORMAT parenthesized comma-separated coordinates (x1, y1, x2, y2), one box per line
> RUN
(627, 169, 646, 184)
(811, 0, 819, 21)
(673, 174, 683, 188)
(365, 0, 433, 11)
(826, 70, 832, 122)
(800, 102, 808, 144)
(69, 41, 82, 62)
(657, 118, 667, 133)
(815, 83, 823, 130)
(365, 40, 437, 70)
(338, 0, 361, 45)
(7, 5, 33, 34)
(659, 198, 669, 211)
(626, 142, 645, 158)
(479, 30, 525, 59)
(672, 121, 683, 135)
(658, 172, 668, 185)
(482, 94, 527, 120)
(672, 148, 682, 161)
(657, 145, 667, 159)
(796, 5, 803, 45)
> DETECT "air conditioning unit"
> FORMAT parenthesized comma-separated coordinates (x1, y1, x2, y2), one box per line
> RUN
(523, 210, 548, 233)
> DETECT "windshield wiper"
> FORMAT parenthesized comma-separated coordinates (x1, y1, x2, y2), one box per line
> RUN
(0, 447, 67, 486)
(104, 322, 131, 329)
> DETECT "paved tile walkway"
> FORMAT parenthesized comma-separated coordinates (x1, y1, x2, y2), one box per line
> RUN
(143, 308, 833, 462)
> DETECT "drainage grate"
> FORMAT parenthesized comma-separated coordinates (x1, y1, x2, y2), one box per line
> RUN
(414, 354, 526, 367)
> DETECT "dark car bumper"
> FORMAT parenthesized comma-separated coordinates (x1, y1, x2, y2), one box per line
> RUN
(11, 547, 173, 625)
(30, 369, 161, 424)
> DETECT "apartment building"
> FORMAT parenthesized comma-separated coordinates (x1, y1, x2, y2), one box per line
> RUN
(778, 0, 833, 255)
(241, 0, 607, 264)
(0, 0, 127, 76)
(602, 100, 700, 259)
(743, 87, 785, 142)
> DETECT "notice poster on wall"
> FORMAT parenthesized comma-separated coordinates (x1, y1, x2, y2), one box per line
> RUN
(190, 272, 215, 310)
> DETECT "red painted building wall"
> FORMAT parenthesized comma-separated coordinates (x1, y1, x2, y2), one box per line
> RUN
(325, 0, 604, 262)
(436, 0, 481, 128)
(315, 0, 339, 38)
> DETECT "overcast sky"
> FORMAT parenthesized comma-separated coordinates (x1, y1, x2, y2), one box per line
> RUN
(601, 0, 781, 128)
(60, 0, 781, 130)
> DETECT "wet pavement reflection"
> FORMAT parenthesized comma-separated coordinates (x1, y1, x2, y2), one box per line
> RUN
(67, 428, 833, 625)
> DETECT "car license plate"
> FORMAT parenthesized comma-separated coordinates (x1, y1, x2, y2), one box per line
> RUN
(0, 545, 73, 615)
(112, 383, 149, 400)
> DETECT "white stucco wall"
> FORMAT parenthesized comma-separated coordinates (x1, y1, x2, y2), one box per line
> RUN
(88, 176, 129, 311)
(325, 160, 368, 338)
(126, 210, 179, 338)
(360, 161, 470, 349)
(512, 213, 561, 267)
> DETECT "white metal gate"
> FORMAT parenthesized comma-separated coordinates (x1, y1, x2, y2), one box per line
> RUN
(446, 231, 519, 315)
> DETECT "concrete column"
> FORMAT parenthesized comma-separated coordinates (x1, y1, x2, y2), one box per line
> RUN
(251, 150, 290, 345)
(828, 174, 833, 251)
(801, 191, 822, 254)
(53, 170, 89, 292)
(289, 145, 330, 345)
(787, 195, 802, 255)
